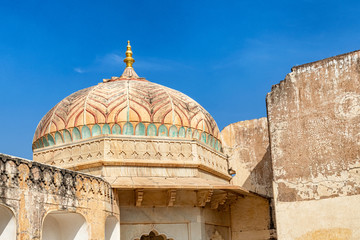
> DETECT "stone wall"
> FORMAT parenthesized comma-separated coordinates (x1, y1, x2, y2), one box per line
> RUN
(221, 118, 275, 240)
(221, 118, 272, 197)
(117, 189, 241, 240)
(267, 50, 360, 239)
(0, 154, 119, 240)
(230, 195, 276, 240)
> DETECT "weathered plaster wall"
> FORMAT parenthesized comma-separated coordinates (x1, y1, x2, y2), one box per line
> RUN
(267, 50, 360, 239)
(221, 118, 272, 197)
(230, 196, 276, 240)
(221, 118, 275, 240)
(275, 194, 360, 240)
(0, 154, 119, 240)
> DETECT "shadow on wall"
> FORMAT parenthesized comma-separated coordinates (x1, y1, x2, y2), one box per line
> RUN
(243, 146, 276, 232)
(243, 146, 273, 198)
(105, 216, 120, 240)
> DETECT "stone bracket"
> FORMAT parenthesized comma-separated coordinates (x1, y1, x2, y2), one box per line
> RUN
(211, 192, 228, 209)
(196, 189, 214, 207)
(135, 189, 144, 206)
(167, 189, 177, 206)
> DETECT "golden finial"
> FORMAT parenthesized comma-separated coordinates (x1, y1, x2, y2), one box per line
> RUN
(124, 40, 135, 68)
(104, 41, 145, 82)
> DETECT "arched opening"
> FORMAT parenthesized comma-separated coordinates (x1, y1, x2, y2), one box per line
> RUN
(112, 124, 121, 135)
(102, 124, 111, 134)
(81, 125, 91, 139)
(147, 124, 157, 136)
(158, 125, 168, 137)
(92, 124, 102, 136)
(169, 125, 178, 137)
(0, 204, 16, 240)
(55, 131, 64, 145)
(72, 127, 81, 141)
(105, 216, 120, 240)
(178, 127, 186, 138)
(42, 212, 88, 240)
(63, 129, 72, 143)
(123, 122, 134, 135)
(47, 134, 55, 146)
(135, 123, 146, 136)
(140, 231, 170, 240)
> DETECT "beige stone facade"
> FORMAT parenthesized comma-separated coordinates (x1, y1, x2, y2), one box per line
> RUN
(267, 50, 360, 239)
(0, 153, 119, 240)
(1, 43, 359, 239)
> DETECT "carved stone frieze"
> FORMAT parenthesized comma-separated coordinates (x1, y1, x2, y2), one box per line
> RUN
(33, 136, 230, 180)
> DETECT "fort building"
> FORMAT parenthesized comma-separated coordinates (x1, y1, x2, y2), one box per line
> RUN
(0, 42, 359, 240)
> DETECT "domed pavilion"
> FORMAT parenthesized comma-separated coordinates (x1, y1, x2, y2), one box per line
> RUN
(30, 41, 251, 240)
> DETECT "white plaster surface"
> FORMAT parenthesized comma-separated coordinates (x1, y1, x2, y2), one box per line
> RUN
(120, 206, 230, 240)
(275, 194, 360, 240)
(42, 212, 88, 240)
(105, 216, 120, 240)
(0, 205, 16, 240)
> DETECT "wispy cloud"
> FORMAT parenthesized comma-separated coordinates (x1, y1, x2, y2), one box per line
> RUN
(73, 67, 85, 73)
(73, 53, 191, 74)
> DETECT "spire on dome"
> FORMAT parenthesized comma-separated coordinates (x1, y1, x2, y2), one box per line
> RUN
(124, 40, 135, 68)
(103, 40, 146, 82)
(119, 40, 139, 79)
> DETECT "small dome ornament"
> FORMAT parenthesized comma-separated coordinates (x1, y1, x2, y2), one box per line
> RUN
(103, 40, 140, 82)
(124, 40, 135, 68)
(119, 40, 140, 79)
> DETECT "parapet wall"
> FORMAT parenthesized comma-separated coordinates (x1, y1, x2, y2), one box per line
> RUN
(221, 118, 276, 240)
(221, 118, 272, 197)
(267, 50, 360, 239)
(33, 136, 230, 182)
(0, 153, 118, 239)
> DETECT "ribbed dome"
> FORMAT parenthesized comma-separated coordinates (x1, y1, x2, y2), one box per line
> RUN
(33, 79, 222, 151)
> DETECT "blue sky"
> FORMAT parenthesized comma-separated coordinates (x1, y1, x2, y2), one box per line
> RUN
(1, 0, 360, 159)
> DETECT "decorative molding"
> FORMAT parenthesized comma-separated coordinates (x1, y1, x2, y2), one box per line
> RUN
(135, 189, 144, 206)
(211, 193, 228, 209)
(218, 193, 238, 211)
(196, 189, 213, 207)
(33, 136, 230, 180)
(167, 189, 177, 206)
(0, 154, 113, 202)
